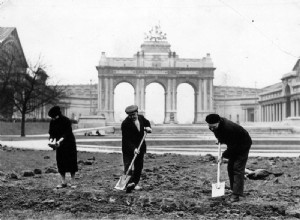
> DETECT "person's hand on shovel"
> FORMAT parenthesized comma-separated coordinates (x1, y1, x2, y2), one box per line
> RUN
(218, 156, 223, 164)
(145, 127, 152, 133)
(134, 148, 140, 155)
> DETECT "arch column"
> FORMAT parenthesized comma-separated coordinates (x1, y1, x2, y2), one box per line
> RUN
(164, 78, 177, 123)
(209, 79, 214, 111)
(140, 78, 145, 115)
(108, 78, 114, 121)
(134, 78, 145, 115)
(203, 79, 208, 112)
(164, 79, 172, 123)
(195, 79, 203, 123)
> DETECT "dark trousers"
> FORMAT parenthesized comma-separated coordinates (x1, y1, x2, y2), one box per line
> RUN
(123, 152, 144, 185)
(227, 150, 249, 196)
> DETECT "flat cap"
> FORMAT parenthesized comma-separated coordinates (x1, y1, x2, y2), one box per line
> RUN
(205, 114, 221, 124)
(125, 105, 138, 114)
(48, 106, 61, 118)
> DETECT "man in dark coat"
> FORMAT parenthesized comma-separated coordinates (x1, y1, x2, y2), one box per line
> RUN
(205, 114, 252, 202)
(48, 106, 78, 189)
(121, 105, 152, 193)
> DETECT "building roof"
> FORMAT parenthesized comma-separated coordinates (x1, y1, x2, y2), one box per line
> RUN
(292, 59, 300, 71)
(281, 71, 297, 80)
(0, 27, 28, 68)
(260, 82, 282, 94)
(0, 27, 15, 44)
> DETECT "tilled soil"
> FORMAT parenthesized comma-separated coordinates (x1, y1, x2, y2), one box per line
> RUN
(0, 145, 300, 219)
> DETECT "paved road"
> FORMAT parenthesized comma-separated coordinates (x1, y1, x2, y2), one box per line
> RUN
(1, 138, 299, 157)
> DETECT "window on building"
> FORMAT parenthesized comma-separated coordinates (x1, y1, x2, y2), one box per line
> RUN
(237, 114, 239, 124)
(247, 108, 255, 122)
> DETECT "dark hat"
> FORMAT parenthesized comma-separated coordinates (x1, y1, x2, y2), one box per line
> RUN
(125, 105, 138, 114)
(205, 114, 220, 124)
(48, 106, 62, 118)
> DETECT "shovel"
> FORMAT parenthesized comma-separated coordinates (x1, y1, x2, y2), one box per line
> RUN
(212, 143, 225, 197)
(114, 131, 147, 191)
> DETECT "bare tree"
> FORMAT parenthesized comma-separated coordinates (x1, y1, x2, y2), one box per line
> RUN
(11, 60, 66, 136)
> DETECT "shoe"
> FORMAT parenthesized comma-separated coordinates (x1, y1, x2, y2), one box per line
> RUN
(229, 194, 239, 203)
(134, 185, 142, 190)
(56, 183, 67, 189)
(67, 183, 77, 189)
(70, 184, 77, 189)
(126, 183, 135, 193)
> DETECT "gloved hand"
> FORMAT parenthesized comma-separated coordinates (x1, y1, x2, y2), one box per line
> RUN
(134, 148, 140, 155)
(48, 139, 57, 150)
(145, 127, 152, 133)
(218, 156, 223, 164)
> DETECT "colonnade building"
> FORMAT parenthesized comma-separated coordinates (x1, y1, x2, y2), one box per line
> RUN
(259, 59, 300, 122)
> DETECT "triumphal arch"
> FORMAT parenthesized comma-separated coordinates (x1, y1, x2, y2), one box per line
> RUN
(96, 26, 215, 124)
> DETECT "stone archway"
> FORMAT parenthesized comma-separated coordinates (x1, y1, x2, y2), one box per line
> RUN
(145, 82, 165, 124)
(96, 27, 215, 124)
(114, 82, 135, 123)
(177, 83, 195, 124)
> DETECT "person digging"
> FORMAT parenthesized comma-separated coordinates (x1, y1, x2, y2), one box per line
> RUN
(121, 105, 152, 193)
(48, 106, 78, 189)
(205, 114, 252, 203)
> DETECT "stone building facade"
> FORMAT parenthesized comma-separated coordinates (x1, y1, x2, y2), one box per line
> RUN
(96, 25, 215, 124)
(214, 86, 260, 123)
(258, 59, 300, 122)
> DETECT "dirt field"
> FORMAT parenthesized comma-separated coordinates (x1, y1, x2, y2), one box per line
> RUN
(1, 144, 300, 219)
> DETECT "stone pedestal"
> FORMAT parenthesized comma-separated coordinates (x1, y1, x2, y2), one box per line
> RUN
(78, 115, 106, 129)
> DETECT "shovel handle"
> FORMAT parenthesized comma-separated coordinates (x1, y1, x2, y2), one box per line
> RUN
(125, 131, 147, 176)
(217, 143, 221, 186)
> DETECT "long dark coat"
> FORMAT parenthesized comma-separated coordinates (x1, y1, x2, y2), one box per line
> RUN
(212, 117, 252, 159)
(121, 115, 151, 154)
(49, 115, 78, 173)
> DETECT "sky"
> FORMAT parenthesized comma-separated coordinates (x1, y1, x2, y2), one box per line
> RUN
(0, 0, 300, 90)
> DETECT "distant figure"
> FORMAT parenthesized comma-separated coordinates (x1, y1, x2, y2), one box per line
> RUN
(121, 105, 152, 193)
(48, 106, 78, 189)
(205, 114, 252, 202)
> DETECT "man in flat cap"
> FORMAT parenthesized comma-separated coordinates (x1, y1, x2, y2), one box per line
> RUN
(205, 114, 252, 202)
(121, 105, 152, 193)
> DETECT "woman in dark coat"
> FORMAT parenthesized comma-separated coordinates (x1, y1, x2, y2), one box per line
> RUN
(48, 106, 78, 188)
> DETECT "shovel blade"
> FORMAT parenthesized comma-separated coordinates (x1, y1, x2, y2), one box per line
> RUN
(211, 182, 225, 197)
(114, 175, 131, 190)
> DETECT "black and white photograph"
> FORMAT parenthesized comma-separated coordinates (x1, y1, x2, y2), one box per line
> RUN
(1, 0, 300, 219)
